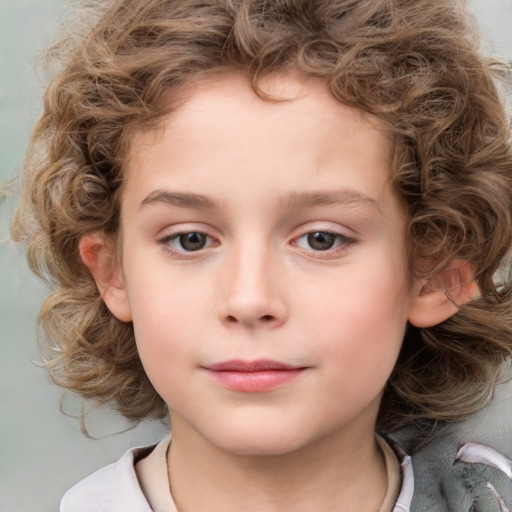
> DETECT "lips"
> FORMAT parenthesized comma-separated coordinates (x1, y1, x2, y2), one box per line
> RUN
(203, 359, 307, 392)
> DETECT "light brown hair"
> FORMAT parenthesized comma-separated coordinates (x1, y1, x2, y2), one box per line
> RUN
(12, 0, 512, 432)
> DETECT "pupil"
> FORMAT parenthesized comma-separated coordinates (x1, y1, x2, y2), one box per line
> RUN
(180, 232, 206, 251)
(308, 232, 335, 250)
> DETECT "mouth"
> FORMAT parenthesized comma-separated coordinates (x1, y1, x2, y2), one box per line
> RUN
(202, 359, 308, 392)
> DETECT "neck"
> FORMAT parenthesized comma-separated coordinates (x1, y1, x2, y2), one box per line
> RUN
(167, 418, 387, 512)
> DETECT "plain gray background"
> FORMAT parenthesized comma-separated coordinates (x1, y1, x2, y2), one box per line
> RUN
(1, 1, 512, 511)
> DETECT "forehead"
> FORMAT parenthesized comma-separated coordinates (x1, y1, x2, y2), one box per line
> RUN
(124, 72, 395, 211)
(128, 73, 390, 161)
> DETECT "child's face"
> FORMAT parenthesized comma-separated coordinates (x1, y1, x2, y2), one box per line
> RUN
(116, 73, 422, 455)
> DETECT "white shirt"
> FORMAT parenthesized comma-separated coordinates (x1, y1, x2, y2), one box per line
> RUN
(60, 435, 415, 511)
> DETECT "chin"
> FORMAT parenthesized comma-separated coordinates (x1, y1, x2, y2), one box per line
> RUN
(205, 423, 317, 458)
(218, 438, 305, 458)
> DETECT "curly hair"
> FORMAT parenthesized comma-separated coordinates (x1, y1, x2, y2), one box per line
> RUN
(11, 0, 512, 432)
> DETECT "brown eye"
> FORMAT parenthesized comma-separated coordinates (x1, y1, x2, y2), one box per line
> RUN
(158, 230, 217, 257)
(307, 232, 336, 251)
(178, 232, 208, 251)
(294, 230, 355, 257)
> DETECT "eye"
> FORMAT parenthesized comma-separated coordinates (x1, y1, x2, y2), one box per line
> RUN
(159, 231, 215, 253)
(175, 232, 208, 251)
(294, 231, 354, 252)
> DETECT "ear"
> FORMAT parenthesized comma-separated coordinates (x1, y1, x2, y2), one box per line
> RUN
(408, 260, 478, 328)
(79, 233, 132, 322)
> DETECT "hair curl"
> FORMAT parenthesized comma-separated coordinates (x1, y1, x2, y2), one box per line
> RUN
(12, 0, 512, 432)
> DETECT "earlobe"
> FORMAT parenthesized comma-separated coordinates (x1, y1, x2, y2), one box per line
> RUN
(79, 233, 133, 322)
(408, 260, 478, 328)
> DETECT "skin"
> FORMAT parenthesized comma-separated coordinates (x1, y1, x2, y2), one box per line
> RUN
(83, 73, 465, 511)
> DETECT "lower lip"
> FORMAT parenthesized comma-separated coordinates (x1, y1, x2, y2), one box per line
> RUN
(205, 369, 305, 392)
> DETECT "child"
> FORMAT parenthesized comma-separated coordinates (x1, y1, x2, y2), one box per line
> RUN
(11, 0, 512, 510)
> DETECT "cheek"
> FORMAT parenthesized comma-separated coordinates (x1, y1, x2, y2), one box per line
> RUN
(123, 272, 205, 393)
(302, 262, 409, 331)
(299, 266, 409, 378)
(131, 312, 196, 405)
(130, 289, 200, 344)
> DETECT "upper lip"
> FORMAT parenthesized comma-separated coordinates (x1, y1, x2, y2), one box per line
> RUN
(204, 359, 304, 372)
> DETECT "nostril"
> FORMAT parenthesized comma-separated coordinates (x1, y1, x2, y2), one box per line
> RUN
(225, 314, 275, 324)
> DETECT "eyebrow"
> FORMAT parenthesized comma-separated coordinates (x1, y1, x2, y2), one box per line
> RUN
(139, 188, 378, 211)
(140, 190, 216, 210)
(281, 190, 379, 210)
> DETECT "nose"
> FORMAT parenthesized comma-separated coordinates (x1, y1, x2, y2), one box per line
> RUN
(218, 243, 287, 329)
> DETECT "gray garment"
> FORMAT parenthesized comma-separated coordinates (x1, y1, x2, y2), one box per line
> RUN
(392, 424, 512, 512)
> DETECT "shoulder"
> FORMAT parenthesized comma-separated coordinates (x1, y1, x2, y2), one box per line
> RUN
(412, 439, 512, 512)
(391, 402, 512, 512)
(59, 444, 156, 512)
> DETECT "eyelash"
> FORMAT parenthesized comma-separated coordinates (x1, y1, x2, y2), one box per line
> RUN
(157, 231, 218, 258)
(292, 231, 356, 258)
(157, 229, 356, 259)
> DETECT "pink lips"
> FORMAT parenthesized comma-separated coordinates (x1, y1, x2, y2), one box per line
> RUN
(203, 359, 306, 392)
